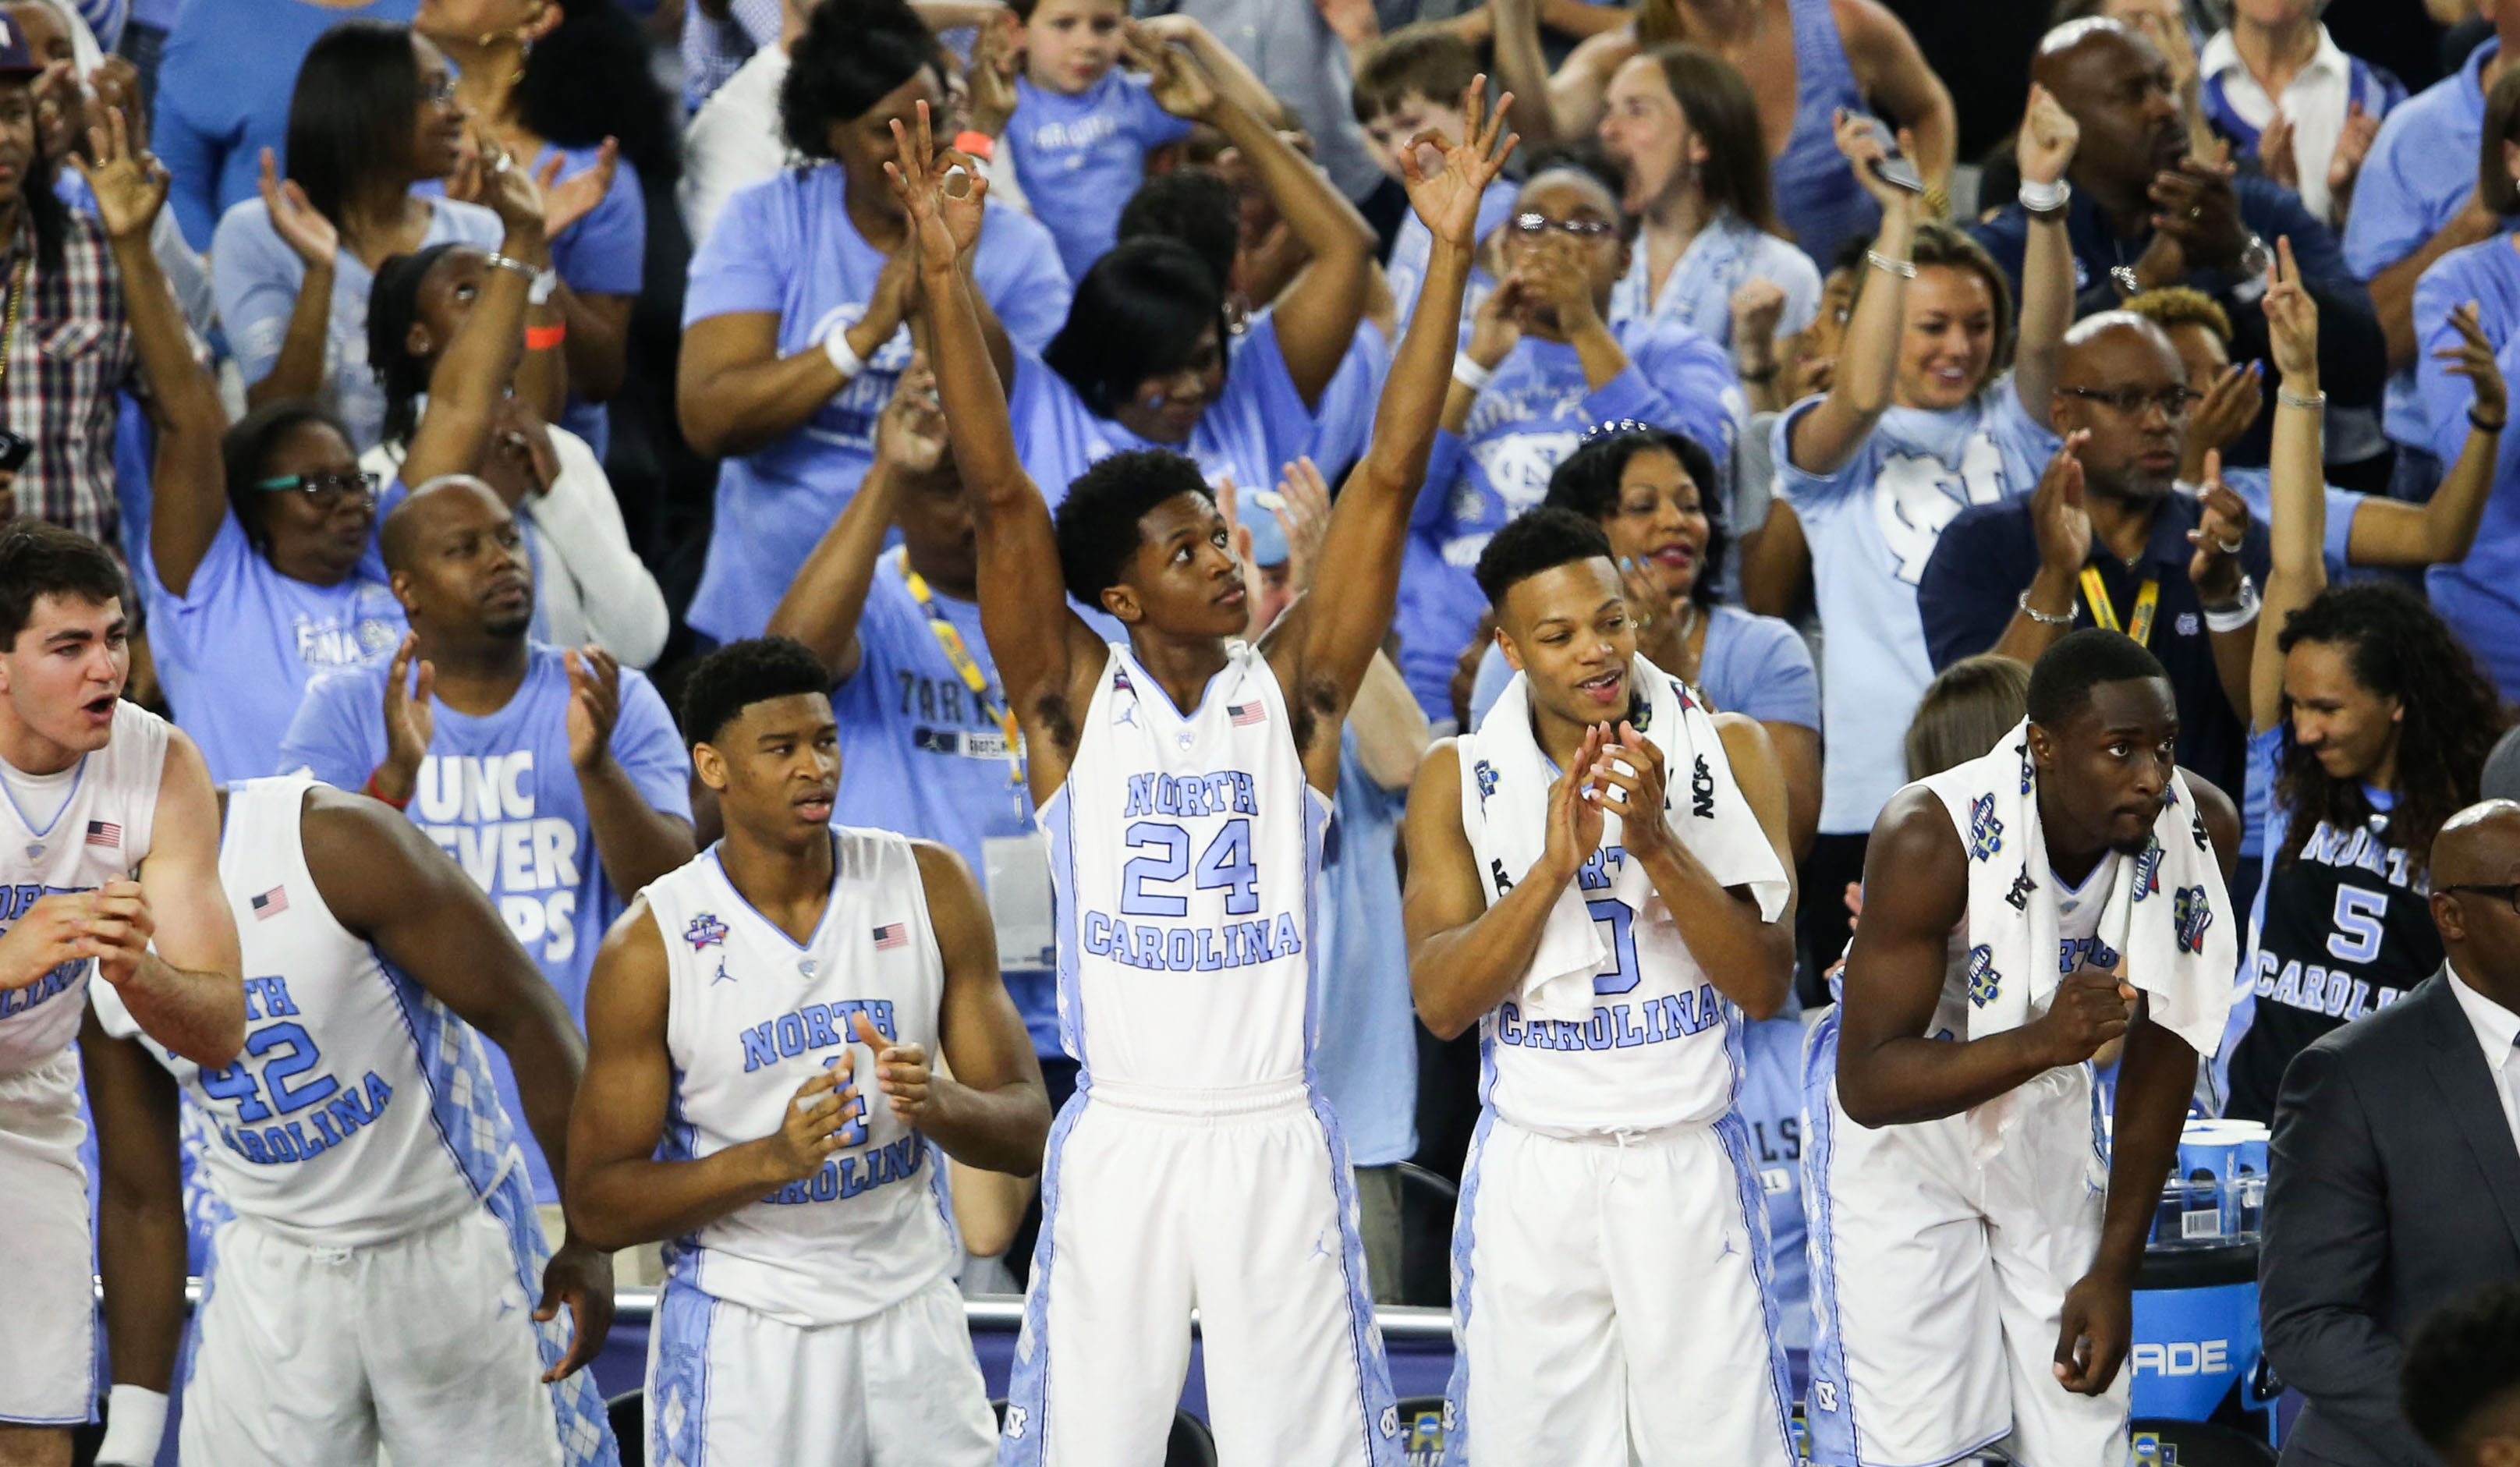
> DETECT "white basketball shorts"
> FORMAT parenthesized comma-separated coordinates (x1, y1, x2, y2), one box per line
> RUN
(1802, 1009, 2128, 1467)
(179, 1205, 564, 1467)
(999, 1077, 1403, 1467)
(1442, 1111, 1796, 1467)
(0, 1051, 93, 1427)
(647, 1270, 994, 1467)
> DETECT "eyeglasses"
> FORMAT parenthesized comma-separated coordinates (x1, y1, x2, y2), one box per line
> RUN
(1508, 211, 1618, 241)
(418, 73, 459, 109)
(254, 470, 381, 504)
(2440, 883, 2520, 916)
(2061, 385, 2204, 418)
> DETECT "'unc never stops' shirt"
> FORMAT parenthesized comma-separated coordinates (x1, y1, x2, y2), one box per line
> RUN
(1774, 383, 2058, 834)
(1005, 69, 1193, 285)
(682, 172, 1072, 642)
(276, 643, 693, 1199)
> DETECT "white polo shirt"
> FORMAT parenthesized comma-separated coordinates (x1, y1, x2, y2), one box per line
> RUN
(2199, 24, 2402, 225)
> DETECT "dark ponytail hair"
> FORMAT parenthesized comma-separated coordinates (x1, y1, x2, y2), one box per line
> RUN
(366, 243, 462, 449)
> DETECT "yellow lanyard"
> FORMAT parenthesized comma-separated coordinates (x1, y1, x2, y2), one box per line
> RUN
(2078, 565, 2160, 647)
(900, 550, 1025, 784)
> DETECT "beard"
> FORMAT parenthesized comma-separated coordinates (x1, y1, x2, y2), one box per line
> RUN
(484, 604, 533, 640)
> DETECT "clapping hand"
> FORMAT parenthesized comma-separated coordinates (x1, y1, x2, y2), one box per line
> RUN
(72, 106, 168, 245)
(254, 146, 335, 266)
(2184, 360, 2263, 475)
(2256, 111, 2299, 191)
(536, 137, 618, 239)
(1269, 455, 1333, 597)
(2149, 157, 2249, 274)
(884, 101, 988, 276)
(2031, 429, 2093, 578)
(565, 646, 622, 774)
(1541, 722, 1609, 884)
(2327, 100, 2380, 204)
(375, 633, 437, 806)
(874, 359, 948, 476)
(1397, 74, 1519, 250)
(2437, 301, 2508, 430)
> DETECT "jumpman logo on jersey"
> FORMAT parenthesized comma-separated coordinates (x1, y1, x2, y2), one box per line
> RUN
(1311, 1231, 1333, 1262)
(711, 956, 735, 985)
(1113, 703, 1139, 728)
(1721, 1236, 1740, 1259)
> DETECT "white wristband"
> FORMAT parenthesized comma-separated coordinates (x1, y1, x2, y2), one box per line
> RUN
(1451, 352, 1495, 393)
(824, 324, 866, 382)
(96, 1384, 170, 1466)
(526, 268, 558, 307)
(2018, 176, 2072, 214)
(2203, 576, 2261, 634)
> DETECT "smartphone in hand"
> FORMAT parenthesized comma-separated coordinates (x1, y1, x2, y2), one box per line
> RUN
(1850, 113, 1925, 195)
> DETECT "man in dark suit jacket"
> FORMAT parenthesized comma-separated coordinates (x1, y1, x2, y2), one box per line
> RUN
(2262, 799, 2520, 1466)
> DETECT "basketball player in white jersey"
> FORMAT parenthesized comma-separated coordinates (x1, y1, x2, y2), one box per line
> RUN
(569, 636, 1051, 1466)
(78, 773, 618, 1465)
(894, 70, 1515, 1464)
(0, 520, 243, 1465)
(1402, 508, 1801, 1465)
(1809, 631, 2240, 1467)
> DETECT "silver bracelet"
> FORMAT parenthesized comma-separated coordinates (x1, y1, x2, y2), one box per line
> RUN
(483, 252, 557, 305)
(1866, 250, 1918, 280)
(2111, 264, 2146, 299)
(2016, 588, 2074, 626)
(2277, 387, 2327, 411)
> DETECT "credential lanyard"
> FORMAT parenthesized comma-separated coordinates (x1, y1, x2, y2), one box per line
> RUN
(900, 548, 1029, 810)
(2079, 565, 2159, 647)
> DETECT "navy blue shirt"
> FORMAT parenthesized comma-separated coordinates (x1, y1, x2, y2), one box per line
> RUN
(1971, 179, 2387, 455)
(1918, 491, 2271, 799)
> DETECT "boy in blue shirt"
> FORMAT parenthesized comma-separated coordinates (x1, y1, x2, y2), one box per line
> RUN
(1004, 1, 1267, 285)
(278, 477, 696, 1203)
(1352, 26, 1519, 335)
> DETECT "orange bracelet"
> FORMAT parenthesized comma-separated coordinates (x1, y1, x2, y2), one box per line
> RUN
(361, 770, 411, 811)
(525, 321, 567, 352)
(952, 129, 996, 162)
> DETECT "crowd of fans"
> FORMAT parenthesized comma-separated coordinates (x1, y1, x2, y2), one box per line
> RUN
(12, 0, 2520, 1451)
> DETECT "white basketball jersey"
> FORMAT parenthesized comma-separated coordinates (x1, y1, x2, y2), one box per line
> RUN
(1930, 851, 2123, 1044)
(91, 776, 489, 1246)
(1462, 777, 1744, 1141)
(1042, 643, 1327, 1091)
(643, 827, 957, 1327)
(0, 700, 167, 1073)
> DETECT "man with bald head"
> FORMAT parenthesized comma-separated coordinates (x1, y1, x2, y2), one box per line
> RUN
(1918, 310, 2273, 799)
(1971, 16, 2385, 467)
(278, 474, 696, 1215)
(2262, 799, 2520, 1467)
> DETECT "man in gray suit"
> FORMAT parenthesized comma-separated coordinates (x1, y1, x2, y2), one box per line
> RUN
(2263, 799, 2520, 1465)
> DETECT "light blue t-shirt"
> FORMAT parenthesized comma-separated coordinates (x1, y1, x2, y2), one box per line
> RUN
(1466, 602, 1818, 735)
(420, 143, 646, 457)
(1005, 69, 1193, 285)
(1396, 321, 1742, 719)
(1386, 178, 1517, 338)
(275, 643, 693, 1199)
(1607, 211, 1824, 353)
(1735, 1012, 1811, 1354)
(829, 555, 1058, 1056)
(211, 194, 505, 451)
(1774, 384, 2061, 833)
(2414, 231, 2520, 700)
(1008, 313, 1319, 511)
(2343, 36, 2497, 454)
(140, 515, 405, 787)
(1301, 318, 1390, 479)
(1312, 725, 1416, 1168)
(682, 172, 1072, 643)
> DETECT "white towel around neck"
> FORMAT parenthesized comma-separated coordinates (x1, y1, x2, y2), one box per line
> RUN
(1457, 654, 1790, 1022)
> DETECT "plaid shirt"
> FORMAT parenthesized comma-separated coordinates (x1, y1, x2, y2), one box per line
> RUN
(3, 207, 135, 554)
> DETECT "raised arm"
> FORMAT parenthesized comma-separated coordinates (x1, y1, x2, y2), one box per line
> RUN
(568, 903, 863, 1249)
(400, 161, 551, 488)
(76, 110, 225, 597)
(1839, 0, 1956, 203)
(1486, 0, 1563, 149)
(890, 101, 1101, 799)
(2250, 239, 2329, 735)
(304, 786, 611, 1378)
(240, 148, 338, 412)
(1836, 788, 2132, 1126)
(856, 842, 1050, 1177)
(2010, 85, 2080, 415)
(2359, 300, 2508, 567)
(1291, 83, 1515, 725)
(1789, 114, 1919, 477)
(111, 730, 243, 1068)
(1404, 730, 1605, 1040)
(1129, 27, 1376, 406)
(767, 366, 945, 682)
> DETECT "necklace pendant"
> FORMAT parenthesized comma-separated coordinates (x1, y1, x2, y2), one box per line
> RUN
(798, 958, 817, 979)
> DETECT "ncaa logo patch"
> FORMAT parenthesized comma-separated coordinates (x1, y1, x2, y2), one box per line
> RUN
(1969, 794, 2004, 861)
(683, 913, 728, 950)
(1967, 944, 2001, 1007)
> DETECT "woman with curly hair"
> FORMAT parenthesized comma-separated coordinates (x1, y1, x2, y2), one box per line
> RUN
(2217, 580, 2508, 1122)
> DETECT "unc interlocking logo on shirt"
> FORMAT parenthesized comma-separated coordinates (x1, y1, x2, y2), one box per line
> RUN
(1968, 794, 2004, 861)
(1967, 944, 2001, 1008)
(1870, 434, 2008, 584)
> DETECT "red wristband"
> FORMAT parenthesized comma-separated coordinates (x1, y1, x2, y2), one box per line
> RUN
(362, 771, 411, 811)
(952, 130, 996, 162)
(525, 321, 568, 352)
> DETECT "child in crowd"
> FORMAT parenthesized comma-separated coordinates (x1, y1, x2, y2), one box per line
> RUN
(1353, 25, 1518, 333)
(1003, 0, 1268, 284)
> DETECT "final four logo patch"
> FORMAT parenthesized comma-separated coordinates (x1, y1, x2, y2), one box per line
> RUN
(1967, 944, 2001, 1007)
(2174, 885, 2214, 954)
(1969, 794, 2004, 861)
(1473, 759, 1499, 805)
(2132, 838, 2164, 900)
(683, 913, 728, 950)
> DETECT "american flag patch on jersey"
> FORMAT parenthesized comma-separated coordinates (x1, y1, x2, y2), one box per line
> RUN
(1228, 702, 1265, 726)
(250, 886, 289, 920)
(85, 820, 119, 849)
(872, 923, 908, 950)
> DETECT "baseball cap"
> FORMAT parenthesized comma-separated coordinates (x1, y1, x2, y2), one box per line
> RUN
(0, 13, 41, 78)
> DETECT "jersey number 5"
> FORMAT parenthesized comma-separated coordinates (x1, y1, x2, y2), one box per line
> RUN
(2327, 888, 2389, 966)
